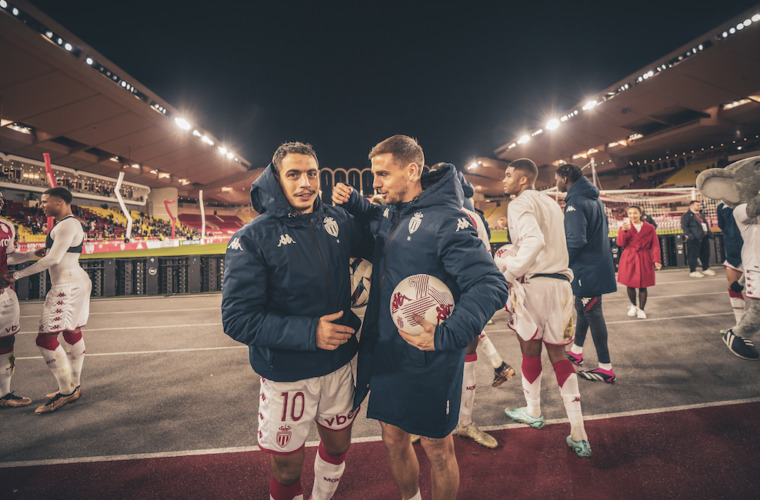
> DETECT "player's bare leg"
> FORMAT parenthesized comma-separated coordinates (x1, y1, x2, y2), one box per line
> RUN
(312, 424, 351, 500)
(456, 336, 497, 448)
(380, 422, 421, 500)
(420, 434, 459, 500)
(271, 448, 306, 500)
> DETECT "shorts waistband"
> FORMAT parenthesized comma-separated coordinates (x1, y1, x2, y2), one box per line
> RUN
(519, 273, 571, 283)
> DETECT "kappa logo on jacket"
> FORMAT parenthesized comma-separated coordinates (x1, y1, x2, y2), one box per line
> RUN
(228, 237, 243, 251)
(566, 205, 576, 212)
(277, 234, 296, 247)
(323, 217, 339, 237)
(455, 217, 471, 232)
(383, 208, 390, 218)
(408, 212, 423, 234)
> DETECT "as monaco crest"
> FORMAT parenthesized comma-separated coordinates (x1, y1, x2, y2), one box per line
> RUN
(276, 425, 292, 448)
(408, 212, 423, 234)
(323, 217, 339, 237)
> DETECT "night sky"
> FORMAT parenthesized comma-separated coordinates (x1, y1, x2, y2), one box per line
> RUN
(29, 0, 760, 171)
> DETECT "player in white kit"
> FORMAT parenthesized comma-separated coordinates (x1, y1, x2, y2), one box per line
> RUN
(0, 190, 36, 407)
(494, 159, 591, 458)
(4, 187, 91, 414)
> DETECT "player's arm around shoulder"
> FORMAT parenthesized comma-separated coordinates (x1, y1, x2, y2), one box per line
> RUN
(221, 224, 319, 351)
(434, 213, 509, 351)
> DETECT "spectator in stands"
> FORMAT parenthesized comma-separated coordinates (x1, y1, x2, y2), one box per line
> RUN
(680, 200, 716, 278)
(617, 206, 662, 319)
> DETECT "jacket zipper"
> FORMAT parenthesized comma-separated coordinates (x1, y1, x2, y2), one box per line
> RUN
(378, 213, 401, 309)
(310, 218, 336, 369)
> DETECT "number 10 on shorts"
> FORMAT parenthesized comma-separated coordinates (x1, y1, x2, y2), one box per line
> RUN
(281, 391, 305, 422)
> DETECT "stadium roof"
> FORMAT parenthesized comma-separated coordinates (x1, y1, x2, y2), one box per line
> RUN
(465, 6, 760, 196)
(0, 0, 253, 204)
(2, 2, 759, 204)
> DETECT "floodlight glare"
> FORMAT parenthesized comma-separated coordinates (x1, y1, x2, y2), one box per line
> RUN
(546, 118, 560, 131)
(0, 1, 7, 8)
(174, 117, 191, 130)
(753, 14, 760, 22)
(85, 57, 93, 65)
(517, 135, 530, 144)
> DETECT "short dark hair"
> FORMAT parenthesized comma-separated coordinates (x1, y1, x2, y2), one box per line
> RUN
(556, 163, 583, 183)
(689, 200, 701, 207)
(369, 135, 425, 171)
(44, 187, 72, 204)
(272, 142, 319, 173)
(508, 158, 538, 182)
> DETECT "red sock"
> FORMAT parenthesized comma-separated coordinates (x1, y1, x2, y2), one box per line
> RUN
(270, 476, 303, 500)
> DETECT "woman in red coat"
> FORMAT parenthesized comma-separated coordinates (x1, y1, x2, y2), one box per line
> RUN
(617, 205, 662, 319)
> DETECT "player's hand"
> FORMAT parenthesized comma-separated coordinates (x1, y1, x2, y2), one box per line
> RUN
(316, 310, 355, 350)
(332, 183, 353, 205)
(621, 221, 631, 232)
(398, 314, 436, 351)
(0, 273, 15, 287)
(654, 262, 662, 271)
(35, 247, 47, 258)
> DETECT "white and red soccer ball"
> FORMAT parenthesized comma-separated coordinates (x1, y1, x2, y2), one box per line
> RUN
(390, 274, 455, 335)
(349, 258, 372, 308)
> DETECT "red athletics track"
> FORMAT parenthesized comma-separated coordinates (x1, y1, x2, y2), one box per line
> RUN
(3, 400, 759, 499)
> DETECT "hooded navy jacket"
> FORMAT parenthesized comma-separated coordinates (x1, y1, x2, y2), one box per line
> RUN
(221, 165, 370, 382)
(563, 176, 617, 296)
(340, 165, 508, 437)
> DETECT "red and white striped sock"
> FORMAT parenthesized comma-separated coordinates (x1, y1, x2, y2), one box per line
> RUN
(270, 476, 303, 500)
(311, 441, 346, 500)
(459, 354, 477, 426)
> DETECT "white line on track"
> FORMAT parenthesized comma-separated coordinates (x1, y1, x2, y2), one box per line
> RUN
(16, 323, 223, 335)
(19, 308, 220, 319)
(14, 344, 245, 360)
(2, 396, 758, 469)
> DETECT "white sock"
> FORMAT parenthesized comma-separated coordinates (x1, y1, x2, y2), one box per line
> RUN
(64, 337, 86, 387)
(569, 343, 583, 355)
(522, 373, 542, 417)
(406, 490, 422, 500)
(477, 332, 503, 369)
(730, 296, 745, 324)
(0, 351, 13, 396)
(459, 356, 477, 426)
(39, 345, 76, 395)
(558, 372, 587, 441)
(598, 362, 612, 371)
(311, 442, 346, 500)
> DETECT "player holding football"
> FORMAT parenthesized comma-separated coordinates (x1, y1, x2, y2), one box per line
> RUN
(3, 187, 91, 414)
(495, 158, 591, 458)
(222, 142, 371, 500)
(333, 135, 508, 500)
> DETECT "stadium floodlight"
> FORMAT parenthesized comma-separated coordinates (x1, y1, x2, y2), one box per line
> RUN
(85, 57, 93, 65)
(218, 146, 228, 155)
(226, 152, 233, 159)
(546, 118, 560, 131)
(174, 117, 191, 130)
(12, 7, 18, 15)
(467, 162, 478, 170)
(0, 1, 7, 9)
(192, 129, 202, 137)
(753, 14, 760, 22)
(582, 100, 597, 110)
(517, 135, 530, 145)
(131, 163, 140, 169)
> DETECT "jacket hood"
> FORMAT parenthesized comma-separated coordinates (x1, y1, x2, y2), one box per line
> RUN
(412, 164, 464, 211)
(456, 170, 475, 211)
(566, 176, 599, 202)
(250, 164, 319, 218)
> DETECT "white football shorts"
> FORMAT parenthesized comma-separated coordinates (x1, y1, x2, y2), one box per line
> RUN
(507, 277, 574, 346)
(257, 361, 358, 455)
(0, 288, 20, 338)
(38, 280, 91, 334)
